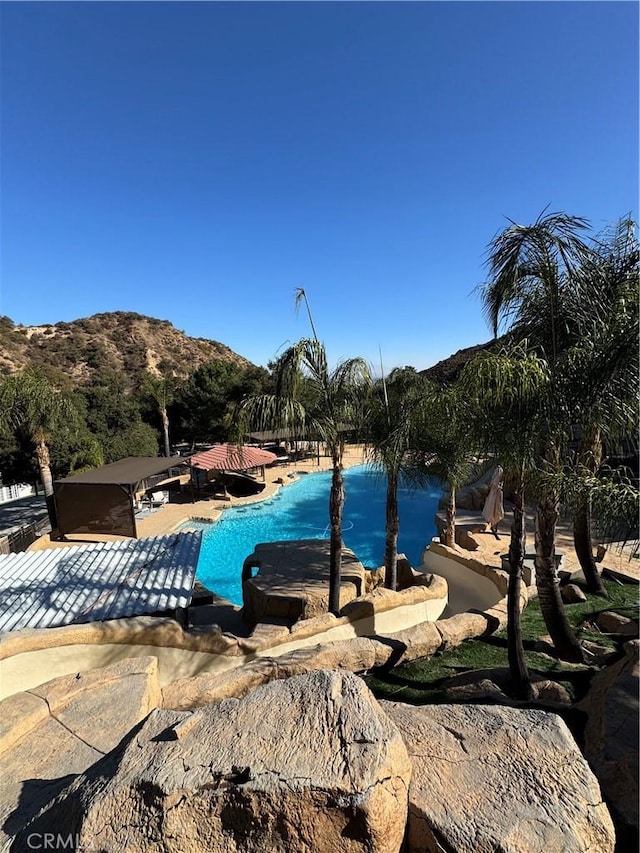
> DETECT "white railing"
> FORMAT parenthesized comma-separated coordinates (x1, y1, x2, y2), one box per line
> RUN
(0, 484, 34, 505)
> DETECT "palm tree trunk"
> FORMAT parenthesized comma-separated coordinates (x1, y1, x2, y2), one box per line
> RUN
(34, 439, 59, 533)
(443, 487, 456, 548)
(507, 486, 533, 700)
(574, 492, 607, 596)
(573, 431, 607, 596)
(384, 473, 399, 590)
(328, 454, 344, 615)
(535, 493, 584, 662)
(161, 407, 171, 458)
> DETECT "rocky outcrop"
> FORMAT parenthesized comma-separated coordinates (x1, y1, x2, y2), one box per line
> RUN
(163, 637, 394, 710)
(20, 671, 411, 853)
(242, 539, 367, 625)
(577, 639, 639, 833)
(162, 600, 507, 712)
(382, 701, 615, 853)
(0, 656, 161, 847)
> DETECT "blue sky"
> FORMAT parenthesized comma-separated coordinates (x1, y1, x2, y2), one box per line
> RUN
(1, 2, 637, 373)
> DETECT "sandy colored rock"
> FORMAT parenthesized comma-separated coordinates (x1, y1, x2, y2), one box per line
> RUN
(596, 610, 639, 636)
(561, 583, 587, 604)
(242, 539, 367, 625)
(273, 637, 392, 676)
(0, 656, 162, 848)
(288, 610, 341, 640)
(435, 611, 491, 649)
(163, 638, 393, 710)
(484, 601, 509, 631)
(444, 678, 509, 702)
(365, 566, 386, 592)
(29, 656, 162, 754)
(382, 701, 615, 853)
(0, 614, 241, 660)
(23, 671, 411, 853)
(237, 619, 292, 652)
(162, 659, 276, 710)
(0, 691, 49, 756)
(531, 679, 572, 706)
(395, 555, 415, 589)
(577, 639, 639, 831)
(378, 622, 442, 665)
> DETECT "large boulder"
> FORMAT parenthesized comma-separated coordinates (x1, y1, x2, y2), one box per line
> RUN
(0, 656, 161, 847)
(382, 701, 615, 853)
(577, 639, 639, 834)
(20, 671, 411, 853)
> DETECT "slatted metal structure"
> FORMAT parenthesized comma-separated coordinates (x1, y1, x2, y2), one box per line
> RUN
(0, 532, 202, 632)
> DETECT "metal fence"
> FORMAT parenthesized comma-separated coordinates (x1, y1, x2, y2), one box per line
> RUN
(0, 517, 51, 555)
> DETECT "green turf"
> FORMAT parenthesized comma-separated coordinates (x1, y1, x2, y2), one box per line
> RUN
(365, 578, 639, 705)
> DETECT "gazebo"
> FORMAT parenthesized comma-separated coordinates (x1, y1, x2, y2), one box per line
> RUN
(189, 444, 277, 498)
(54, 457, 187, 539)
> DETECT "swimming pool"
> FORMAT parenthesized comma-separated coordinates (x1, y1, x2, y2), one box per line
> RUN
(188, 465, 442, 605)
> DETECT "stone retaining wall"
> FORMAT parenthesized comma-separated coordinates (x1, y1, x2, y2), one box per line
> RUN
(0, 577, 449, 699)
(421, 539, 509, 614)
(1, 543, 522, 705)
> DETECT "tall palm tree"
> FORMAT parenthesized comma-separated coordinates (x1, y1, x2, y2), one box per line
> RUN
(0, 367, 78, 535)
(238, 290, 371, 614)
(562, 217, 639, 593)
(142, 371, 177, 458)
(365, 367, 427, 590)
(460, 344, 551, 699)
(482, 210, 590, 662)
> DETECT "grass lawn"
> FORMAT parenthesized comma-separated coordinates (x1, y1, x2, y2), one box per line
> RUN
(365, 577, 639, 705)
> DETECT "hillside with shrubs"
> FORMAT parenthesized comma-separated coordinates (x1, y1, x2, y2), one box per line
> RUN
(0, 311, 252, 390)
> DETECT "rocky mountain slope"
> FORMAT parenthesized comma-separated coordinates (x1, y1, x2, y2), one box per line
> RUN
(421, 339, 495, 384)
(0, 312, 253, 389)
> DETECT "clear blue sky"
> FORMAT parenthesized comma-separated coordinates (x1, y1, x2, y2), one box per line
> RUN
(1, 2, 637, 372)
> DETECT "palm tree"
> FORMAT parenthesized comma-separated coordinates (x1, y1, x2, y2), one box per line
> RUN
(460, 344, 552, 699)
(482, 210, 590, 662)
(365, 367, 427, 590)
(562, 217, 639, 593)
(0, 367, 78, 535)
(142, 371, 177, 457)
(238, 290, 371, 614)
(411, 379, 475, 549)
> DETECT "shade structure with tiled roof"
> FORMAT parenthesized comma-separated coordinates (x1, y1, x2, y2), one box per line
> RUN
(190, 444, 277, 471)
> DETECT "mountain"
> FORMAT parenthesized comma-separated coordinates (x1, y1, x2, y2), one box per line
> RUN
(0, 312, 253, 389)
(421, 340, 496, 385)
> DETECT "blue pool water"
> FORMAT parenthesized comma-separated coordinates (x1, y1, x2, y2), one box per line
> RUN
(189, 465, 442, 605)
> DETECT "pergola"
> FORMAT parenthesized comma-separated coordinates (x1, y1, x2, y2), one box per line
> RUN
(54, 457, 187, 539)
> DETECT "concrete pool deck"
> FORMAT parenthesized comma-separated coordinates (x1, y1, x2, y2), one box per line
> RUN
(28, 445, 369, 551)
(464, 510, 639, 584)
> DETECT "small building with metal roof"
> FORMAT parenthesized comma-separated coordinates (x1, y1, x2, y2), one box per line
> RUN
(54, 456, 188, 538)
(0, 531, 201, 632)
